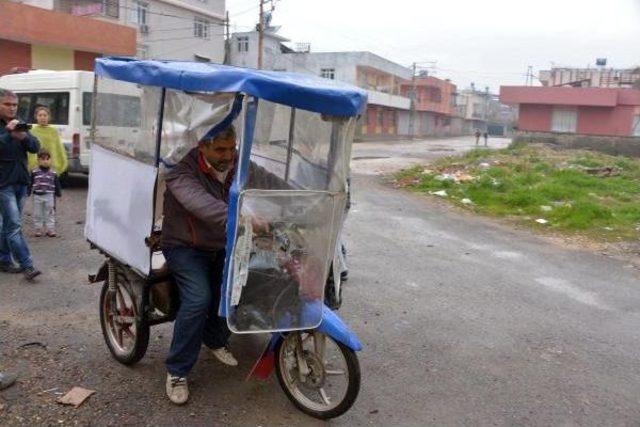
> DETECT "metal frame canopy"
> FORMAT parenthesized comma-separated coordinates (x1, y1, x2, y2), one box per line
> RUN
(95, 57, 368, 117)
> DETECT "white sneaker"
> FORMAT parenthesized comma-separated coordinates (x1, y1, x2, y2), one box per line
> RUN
(166, 374, 189, 405)
(211, 346, 238, 366)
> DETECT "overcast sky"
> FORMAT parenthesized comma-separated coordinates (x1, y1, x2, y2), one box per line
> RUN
(226, 0, 640, 92)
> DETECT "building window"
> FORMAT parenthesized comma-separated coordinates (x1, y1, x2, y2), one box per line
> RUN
(237, 36, 249, 52)
(129, 1, 148, 32)
(551, 108, 578, 133)
(376, 109, 384, 127)
(194, 17, 210, 39)
(103, 0, 119, 18)
(428, 87, 442, 103)
(320, 68, 335, 80)
(632, 115, 640, 137)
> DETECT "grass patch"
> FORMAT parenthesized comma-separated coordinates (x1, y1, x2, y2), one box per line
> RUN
(393, 145, 640, 242)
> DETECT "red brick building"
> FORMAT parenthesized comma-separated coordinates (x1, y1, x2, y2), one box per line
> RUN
(0, 0, 135, 75)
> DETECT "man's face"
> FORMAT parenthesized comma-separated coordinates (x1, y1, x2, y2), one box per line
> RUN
(199, 136, 236, 172)
(0, 95, 18, 121)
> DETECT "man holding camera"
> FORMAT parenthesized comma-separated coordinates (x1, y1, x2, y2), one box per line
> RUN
(0, 88, 41, 280)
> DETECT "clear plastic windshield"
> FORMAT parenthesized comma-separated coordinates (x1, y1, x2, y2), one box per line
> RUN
(226, 100, 356, 333)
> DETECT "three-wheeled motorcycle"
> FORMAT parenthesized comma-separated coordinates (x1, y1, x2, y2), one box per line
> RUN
(85, 57, 366, 419)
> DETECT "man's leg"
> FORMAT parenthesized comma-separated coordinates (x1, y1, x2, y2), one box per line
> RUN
(202, 250, 231, 350)
(0, 209, 11, 264)
(0, 186, 33, 270)
(163, 247, 215, 377)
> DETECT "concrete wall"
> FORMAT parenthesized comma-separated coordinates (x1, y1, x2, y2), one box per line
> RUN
(514, 131, 640, 157)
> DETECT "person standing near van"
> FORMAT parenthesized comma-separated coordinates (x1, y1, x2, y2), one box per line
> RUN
(0, 88, 42, 280)
(29, 106, 68, 177)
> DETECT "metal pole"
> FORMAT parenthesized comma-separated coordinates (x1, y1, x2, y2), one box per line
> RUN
(224, 11, 230, 65)
(154, 88, 166, 167)
(257, 0, 264, 69)
(408, 62, 416, 139)
(284, 108, 296, 182)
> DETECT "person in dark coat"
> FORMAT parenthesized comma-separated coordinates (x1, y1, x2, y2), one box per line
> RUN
(0, 88, 41, 280)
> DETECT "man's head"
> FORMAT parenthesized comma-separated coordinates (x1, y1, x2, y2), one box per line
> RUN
(37, 149, 51, 168)
(198, 125, 237, 172)
(0, 89, 18, 122)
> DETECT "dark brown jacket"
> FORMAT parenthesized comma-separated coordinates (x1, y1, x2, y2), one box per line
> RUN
(160, 148, 286, 251)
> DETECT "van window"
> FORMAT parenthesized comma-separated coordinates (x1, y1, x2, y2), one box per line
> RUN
(83, 92, 141, 127)
(17, 92, 70, 125)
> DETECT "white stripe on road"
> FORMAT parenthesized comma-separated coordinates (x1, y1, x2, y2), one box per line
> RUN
(535, 277, 611, 311)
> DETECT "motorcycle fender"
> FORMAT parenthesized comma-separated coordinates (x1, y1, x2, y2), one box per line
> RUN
(317, 305, 363, 352)
(88, 261, 108, 284)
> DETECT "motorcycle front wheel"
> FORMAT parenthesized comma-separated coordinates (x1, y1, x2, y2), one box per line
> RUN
(275, 331, 360, 419)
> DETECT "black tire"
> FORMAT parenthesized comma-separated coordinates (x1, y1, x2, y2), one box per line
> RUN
(324, 276, 342, 310)
(99, 281, 149, 365)
(275, 333, 361, 419)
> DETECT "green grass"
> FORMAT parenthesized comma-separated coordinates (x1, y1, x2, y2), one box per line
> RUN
(394, 145, 640, 242)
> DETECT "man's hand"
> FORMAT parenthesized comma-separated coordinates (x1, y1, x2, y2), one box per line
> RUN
(5, 119, 19, 131)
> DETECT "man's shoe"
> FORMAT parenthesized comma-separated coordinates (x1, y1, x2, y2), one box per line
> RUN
(211, 346, 238, 366)
(166, 374, 189, 405)
(46, 230, 57, 237)
(0, 262, 22, 274)
(0, 371, 17, 391)
(23, 266, 42, 281)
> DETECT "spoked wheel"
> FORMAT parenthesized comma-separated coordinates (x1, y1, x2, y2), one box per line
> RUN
(275, 331, 360, 419)
(99, 280, 149, 365)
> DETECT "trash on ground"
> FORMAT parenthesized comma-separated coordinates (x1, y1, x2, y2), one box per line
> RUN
(535, 218, 549, 224)
(37, 387, 59, 396)
(461, 198, 473, 205)
(57, 387, 96, 408)
(583, 166, 621, 177)
(435, 173, 455, 182)
(479, 162, 491, 169)
(430, 190, 448, 197)
(540, 205, 553, 212)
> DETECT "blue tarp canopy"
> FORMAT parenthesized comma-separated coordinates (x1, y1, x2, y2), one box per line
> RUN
(95, 57, 368, 116)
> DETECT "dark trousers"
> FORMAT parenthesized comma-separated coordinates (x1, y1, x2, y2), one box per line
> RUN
(163, 246, 231, 377)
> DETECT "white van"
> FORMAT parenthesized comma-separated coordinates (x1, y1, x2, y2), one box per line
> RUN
(0, 70, 141, 174)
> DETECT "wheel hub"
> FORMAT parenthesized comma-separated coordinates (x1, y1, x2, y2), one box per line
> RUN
(301, 350, 325, 389)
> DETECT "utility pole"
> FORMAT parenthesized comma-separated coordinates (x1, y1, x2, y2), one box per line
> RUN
(408, 62, 417, 139)
(223, 11, 230, 65)
(257, 0, 264, 69)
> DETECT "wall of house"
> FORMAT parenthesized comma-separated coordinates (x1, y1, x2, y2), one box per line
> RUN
(517, 104, 636, 136)
(517, 104, 553, 132)
(0, 40, 31, 75)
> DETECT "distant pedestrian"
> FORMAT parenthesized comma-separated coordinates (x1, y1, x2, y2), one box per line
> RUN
(29, 149, 61, 237)
(29, 106, 68, 178)
(474, 129, 481, 145)
(0, 88, 42, 280)
(482, 131, 489, 147)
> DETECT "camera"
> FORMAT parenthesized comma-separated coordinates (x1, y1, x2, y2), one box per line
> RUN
(13, 122, 32, 132)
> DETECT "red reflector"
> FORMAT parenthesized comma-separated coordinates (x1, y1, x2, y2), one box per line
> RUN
(72, 133, 80, 157)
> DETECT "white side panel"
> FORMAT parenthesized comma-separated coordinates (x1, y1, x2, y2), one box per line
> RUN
(85, 145, 157, 275)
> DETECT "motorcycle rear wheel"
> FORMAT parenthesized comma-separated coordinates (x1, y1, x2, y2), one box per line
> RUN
(99, 280, 149, 365)
(275, 331, 360, 419)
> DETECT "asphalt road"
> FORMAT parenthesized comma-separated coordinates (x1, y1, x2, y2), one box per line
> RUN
(2, 136, 640, 426)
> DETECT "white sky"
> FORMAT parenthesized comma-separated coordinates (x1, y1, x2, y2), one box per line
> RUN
(226, 0, 640, 92)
